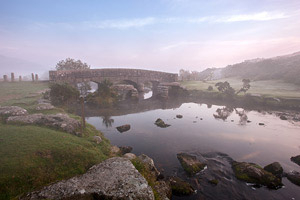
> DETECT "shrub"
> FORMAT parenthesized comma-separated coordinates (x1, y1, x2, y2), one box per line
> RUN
(49, 83, 79, 106)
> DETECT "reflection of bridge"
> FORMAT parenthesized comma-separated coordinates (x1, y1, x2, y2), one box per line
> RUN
(83, 98, 184, 117)
(49, 68, 178, 93)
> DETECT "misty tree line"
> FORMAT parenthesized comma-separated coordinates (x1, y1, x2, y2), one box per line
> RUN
(179, 69, 203, 81)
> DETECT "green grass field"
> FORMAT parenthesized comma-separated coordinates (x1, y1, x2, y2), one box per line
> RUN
(181, 78, 300, 99)
(0, 82, 111, 199)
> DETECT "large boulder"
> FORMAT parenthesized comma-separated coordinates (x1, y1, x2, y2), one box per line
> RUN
(232, 161, 282, 189)
(177, 153, 206, 175)
(116, 124, 131, 133)
(287, 171, 300, 186)
(21, 157, 154, 200)
(291, 155, 300, 166)
(263, 162, 283, 178)
(0, 106, 28, 117)
(168, 177, 195, 196)
(154, 118, 170, 128)
(7, 113, 81, 136)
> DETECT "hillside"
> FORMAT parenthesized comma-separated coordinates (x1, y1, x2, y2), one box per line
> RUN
(200, 52, 300, 85)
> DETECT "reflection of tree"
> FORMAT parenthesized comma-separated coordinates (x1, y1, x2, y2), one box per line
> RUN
(207, 104, 212, 109)
(235, 109, 248, 125)
(213, 107, 234, 120)
(101, 115, 114, 128)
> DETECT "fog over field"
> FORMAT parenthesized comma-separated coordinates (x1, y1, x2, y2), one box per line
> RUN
(1, 0, 300, 76)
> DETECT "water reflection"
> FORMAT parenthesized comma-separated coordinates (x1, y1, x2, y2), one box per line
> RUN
(235, 109, 249, 125)
(213, 107, 234, 120)
(86, 101, 300, 200)
(101, 114, 114, 128)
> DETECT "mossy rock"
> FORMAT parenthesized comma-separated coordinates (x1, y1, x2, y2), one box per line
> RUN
(154, 118, 170, 128)
(287, 171, 300, 186)
(177, 153, 206, 175)
(232, 161, 283, 189)
(291, 155, 300, 166)
(263, 162, 283, 177)
(169, 176, 194, 196)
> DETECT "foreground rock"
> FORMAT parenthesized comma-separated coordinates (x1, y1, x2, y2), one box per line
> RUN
(169, 177, 195, 196)
(155, 118, 170, 128)
(287, 171, 300, 186)
(232, 161, 282, 189)
(263, 162, 283, 178)
(0, 106, 28, 117)
(21, 157, 154, 200)
(133, 154, 171, 200)
(177, 153, 206, 175)
(123, 153, 137, 160)
(138, 154, 161, 178)
(291, 155, 300, 166)
(116, 124, 131, 133)
(7, 113, 81, 136)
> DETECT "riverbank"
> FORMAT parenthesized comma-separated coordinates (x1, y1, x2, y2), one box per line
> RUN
(0, 82, 111, 199)
(180, 79, 300, 111)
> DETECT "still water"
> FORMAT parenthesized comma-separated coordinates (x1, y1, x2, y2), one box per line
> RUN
(86, 102, 300, 200)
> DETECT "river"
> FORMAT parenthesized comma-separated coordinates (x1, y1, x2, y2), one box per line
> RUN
(85, 98, 300, 200)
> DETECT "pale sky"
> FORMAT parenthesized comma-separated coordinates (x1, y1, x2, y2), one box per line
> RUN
(1, 0, 300, 73)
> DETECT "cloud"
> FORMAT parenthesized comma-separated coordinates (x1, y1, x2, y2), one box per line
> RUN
(83, 17, 156, 29)
(30, 11, 290, 31)
(220, 11, 289, 22)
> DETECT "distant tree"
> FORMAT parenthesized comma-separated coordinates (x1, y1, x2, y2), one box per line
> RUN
(236, 79, 251, 94)
(207, 85, 213, 91)
(215, 81, 235, 96)
(56, 58, 91, 96)
(55, 58, 90, 71)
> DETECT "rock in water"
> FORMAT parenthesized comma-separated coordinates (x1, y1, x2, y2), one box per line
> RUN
(280, 115, 288, 120)
(169, 176, 195, 196)
(21, 157, 154, 200)
(176, 115, 183, 119)
(177, 153, 206, 175)
(263, 162, 283, 177)
(119, 146, 133, 155)
(291, 155, 300, 166)
(0, 106, 28, 117)
(287, 171, 300, 186)
(232, 161, 283, 189)
(154, 118, 170, 128)
(116, 124, 131, 133)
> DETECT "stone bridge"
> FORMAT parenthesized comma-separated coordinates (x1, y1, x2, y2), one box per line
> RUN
(49, 68, 178, 96)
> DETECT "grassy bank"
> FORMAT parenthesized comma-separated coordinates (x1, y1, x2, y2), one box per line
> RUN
(0, 82, 111, 199)
(181, 79, 300, 99)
